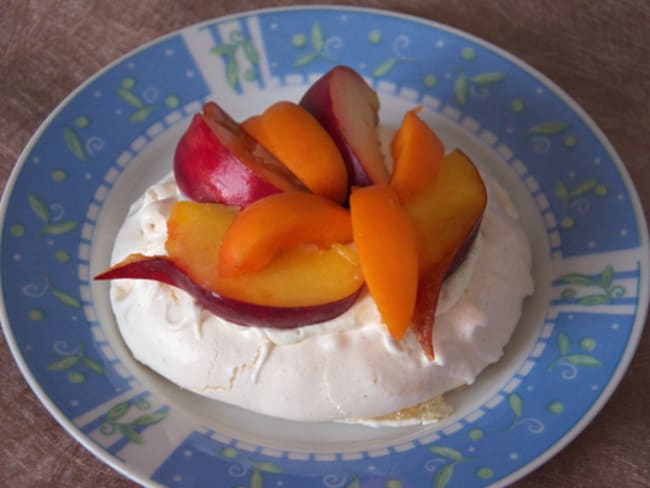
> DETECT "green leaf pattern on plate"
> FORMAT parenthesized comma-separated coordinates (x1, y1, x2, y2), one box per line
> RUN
(554, 177, 609, 230)
(549, 332, 601, 376)
(117, 87, 144, 108)
(36, 274, 81, 309)
(63, 126, 88, 161)
(128, 106, 157, 123)
(372, 58, 398, 78)
(528, 121, 569, 135)
(453, 70, 504, 106)
(428, 446, 465, 462)
(293, 51, 319, 67)
(454, 72, 468, 106)
(242, 41, 259, 65)
(43, 221, 78, 235)
(99, 398, 167, 446)
(117, 78, 161, 124)
(569, 178, 598, 198)
(28, 194, 49, 222)
(310, 22, 324, 52)
(369, 34, 416, 79)
(47, 341, 106, 383)
(555, 181, 570, 207)
(290, 22, 338, 67)
(558, 332, 570, 356)
(506, 392, 545, 433)
(427, 445, 478, 488)
(48, 355, 80, 371)
(434, 464, 454, 488)
(210, 30, 260, 88)
(51, 288, 81, 308)
(528, 121, 578, 149)
(28, 193, 79, 238)
(214, 447, 283, 487)
(469, 72, 505, 85)
(106, 402, 131, 423)
(509, 393, 523, 419)
(558, 265, 625, 305)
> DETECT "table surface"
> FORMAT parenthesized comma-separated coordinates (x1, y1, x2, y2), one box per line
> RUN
(1, 1, 649, 486)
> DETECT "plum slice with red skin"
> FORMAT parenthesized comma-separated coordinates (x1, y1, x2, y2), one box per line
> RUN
(95, 254, 362, 329)
(300, 66, 389, 188)
(174, 102, 305, 207)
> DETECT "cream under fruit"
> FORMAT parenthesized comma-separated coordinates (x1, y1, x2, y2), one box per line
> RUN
(107, 168, 533, 424)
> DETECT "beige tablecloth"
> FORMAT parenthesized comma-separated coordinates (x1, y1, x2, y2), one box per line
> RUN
(1, 1, 648, 486)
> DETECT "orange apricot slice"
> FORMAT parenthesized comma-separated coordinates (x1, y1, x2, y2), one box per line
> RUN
(404, 149, 487, 272)
(218, 192, 353, 277)
(242, 101, 349, 204)
(165, 200, 363, 308)
(390, 107, 444, 203)
(349, 184, 418, 340)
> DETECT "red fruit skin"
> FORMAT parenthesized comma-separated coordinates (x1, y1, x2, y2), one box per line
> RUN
(299, 66, 387, 188)
(174, 114, 277, 206)
(446, 217, 482, 278)
(95, 255, 362, 329)
(300, 77, 368, 187)
(412, 224, 480, 362)
(174, 103, 304, 207)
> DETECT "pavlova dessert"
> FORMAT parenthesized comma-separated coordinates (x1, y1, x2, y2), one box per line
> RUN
(96, 66, 533, 426)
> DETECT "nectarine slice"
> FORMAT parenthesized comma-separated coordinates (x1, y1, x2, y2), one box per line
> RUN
(404, 149, 487, 272)
(174, 102, 305, 207)
(300, 66, 389, 187)
(218, 192, 353, 277)
(349, 185, 418, 340)
(404, 149, 487, 359)
(96, 254, 362, 328)
(166, 201, 363, 308)
(242, 101, 349, 204)
(390, 108, 444, 202)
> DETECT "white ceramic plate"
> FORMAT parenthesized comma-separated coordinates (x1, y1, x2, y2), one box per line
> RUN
(1, 6, 647, 487)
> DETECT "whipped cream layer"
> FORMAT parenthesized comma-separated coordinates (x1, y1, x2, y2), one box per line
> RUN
(108, 172, 533, 424)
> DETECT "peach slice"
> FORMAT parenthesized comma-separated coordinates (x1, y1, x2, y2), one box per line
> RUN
(349, 185, 418, 340)
(242, 101, 349, 204)
(218, 192, 353, 277)
(166, 201, 362, 307)
(96, 255, 361, 328)
(299, 66, 389, 187)
(174, 102, 305, 206)
(404, 149, 487, 359)
(390, 108, 444, 202)
(96, 201, 364, 328)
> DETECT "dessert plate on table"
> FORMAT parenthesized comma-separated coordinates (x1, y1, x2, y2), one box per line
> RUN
(1, 6, 647, 487)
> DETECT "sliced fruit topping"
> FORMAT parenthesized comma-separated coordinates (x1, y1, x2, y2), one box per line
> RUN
(97, 201, 363, 328)
(300, 65, 389, 187)
(404, 149, 487, 272)
(95, 254, 361, 329)
(404, 149, 487, 359)
(390, 108, 444, 202)
(166, 201, 361, 308)
(411, 254, 456, 361)
(218, 192, 353, 277)
(99, 66, 490, 345)
(165, 200, 238, 289)
(349, 185, 418, 340)
(242, 101, 349, 204)
(174, 101, 305, 207)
